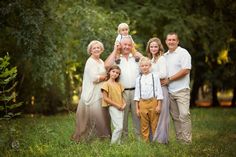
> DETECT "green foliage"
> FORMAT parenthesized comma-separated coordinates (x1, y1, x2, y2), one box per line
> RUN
(0, 54, 22, 151)
(1, 0, 236, 112)
(97, 0, 236, 105)
(0, 54, 22, 117)
(0, 108, 236, 156)
(0, 0, 128, 113)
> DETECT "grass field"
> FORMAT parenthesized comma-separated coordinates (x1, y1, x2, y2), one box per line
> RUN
(0, 108, 236, 157)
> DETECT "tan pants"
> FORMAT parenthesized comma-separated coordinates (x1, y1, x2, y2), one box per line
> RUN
(123, 90, 140, 138)
(139, 98, 159, 142)
(169, 88, 192, 143)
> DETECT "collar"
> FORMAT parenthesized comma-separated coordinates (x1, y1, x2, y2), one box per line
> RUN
(120, 53, 133, 58)
(166, 46, 180, 55)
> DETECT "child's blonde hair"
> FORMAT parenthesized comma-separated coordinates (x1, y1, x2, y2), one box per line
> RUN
(139, 57, 151, 66)
(117, 23, 129, 34)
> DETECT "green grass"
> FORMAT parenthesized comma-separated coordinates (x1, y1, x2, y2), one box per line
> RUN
(0, 108, 236, 157)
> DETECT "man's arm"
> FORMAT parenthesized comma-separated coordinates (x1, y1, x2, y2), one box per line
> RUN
(161, 69, 190, 86)
(104, 43, 120, 69)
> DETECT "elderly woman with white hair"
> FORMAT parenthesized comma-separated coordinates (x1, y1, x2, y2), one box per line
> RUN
(71, 40, 111, 142)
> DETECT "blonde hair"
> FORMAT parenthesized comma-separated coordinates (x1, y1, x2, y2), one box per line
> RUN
(117, 23, 129, 34)
(87, 40, 104, 55)
(146, 37, 164, 59)
(139, 57, 151, 66)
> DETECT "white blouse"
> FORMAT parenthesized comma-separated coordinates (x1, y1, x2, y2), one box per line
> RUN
(80, 57, 106, 105)
(151, 56, 168, 79)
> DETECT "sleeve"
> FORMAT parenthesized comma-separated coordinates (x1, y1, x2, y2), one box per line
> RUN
(157, 56, 168, 79)
(119, 83, 125, 93)
(134, 77, 141, 101)
(101, 82, 109, 93)
(154, 74, 163, 100)
(101, 82, 109, 107)
(115, 34, 122, 43)
(85, 58, 101, 82)
(181, 50, 192, 70)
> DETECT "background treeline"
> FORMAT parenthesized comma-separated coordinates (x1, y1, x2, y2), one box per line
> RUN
(0, 0, 236, 114)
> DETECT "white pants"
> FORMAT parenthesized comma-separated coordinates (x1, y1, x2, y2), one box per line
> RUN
(109, 106, 124, 144)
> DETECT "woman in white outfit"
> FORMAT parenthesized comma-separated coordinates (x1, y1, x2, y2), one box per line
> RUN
(71, 40, 111, 142)
(146, 37, 170, 144)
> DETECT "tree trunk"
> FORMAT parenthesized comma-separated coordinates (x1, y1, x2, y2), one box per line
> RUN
(231, 86, 236, 107)
(211, 85, 220, 107)
(190, 78, 202, 107)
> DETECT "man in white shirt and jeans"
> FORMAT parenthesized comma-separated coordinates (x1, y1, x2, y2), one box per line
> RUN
(162, 32, 192, 143)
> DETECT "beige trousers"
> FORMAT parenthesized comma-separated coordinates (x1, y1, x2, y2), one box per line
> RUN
(123, 90, 140, 138)
(169, 88, 192, 143)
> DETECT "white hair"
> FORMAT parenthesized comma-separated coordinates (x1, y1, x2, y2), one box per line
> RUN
(87, 40, 104, 55)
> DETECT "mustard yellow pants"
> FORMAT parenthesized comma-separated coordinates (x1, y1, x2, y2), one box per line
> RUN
(139, 98, 159, 142)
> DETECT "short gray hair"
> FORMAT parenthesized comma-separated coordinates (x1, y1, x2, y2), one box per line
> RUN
(87, 40, 104, 55)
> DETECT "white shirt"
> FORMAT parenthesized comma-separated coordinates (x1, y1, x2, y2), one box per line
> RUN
(151, 56, 168, 79)
(164, 46, 191, 93)
(134, 73, 163, 101)
(115, 34, 134, 43)
(118, 55, 140, 88)
(81, 57, 106, 105)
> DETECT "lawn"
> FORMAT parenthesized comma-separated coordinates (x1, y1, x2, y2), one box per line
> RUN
(0, 108, 236, 157)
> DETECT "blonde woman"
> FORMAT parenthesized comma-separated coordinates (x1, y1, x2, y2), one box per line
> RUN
(146, 37, 170, 144)
(71, 40, 111, 142)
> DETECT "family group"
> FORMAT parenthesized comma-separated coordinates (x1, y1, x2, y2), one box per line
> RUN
(71, 23, 192, 145)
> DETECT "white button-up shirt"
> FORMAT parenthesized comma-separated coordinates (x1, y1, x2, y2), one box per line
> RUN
(164, 46, 191, 93)
(118, 55, 140, 88)
(134, 72, 163, 101)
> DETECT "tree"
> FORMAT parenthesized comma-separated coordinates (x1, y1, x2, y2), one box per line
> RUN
(0, 0, 128, 113)
(97, 0, 236, 107)
(0, 54, 22, 150)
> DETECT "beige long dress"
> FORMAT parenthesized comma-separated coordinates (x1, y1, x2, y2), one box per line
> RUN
(71, 57, 111, 142)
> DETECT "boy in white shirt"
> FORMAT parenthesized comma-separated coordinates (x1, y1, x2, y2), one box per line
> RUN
(134, 57, 163, 142)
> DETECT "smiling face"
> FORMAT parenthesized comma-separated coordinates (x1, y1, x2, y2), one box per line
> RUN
(119, 27, 129, 36)
(140, 61, 151, 75)
(120, 37, 133, 56)
(165, 34, 179, 52)
(109, 68, 121, 81)
(90, 43, 102, 59)
(149, 41, 159, 56)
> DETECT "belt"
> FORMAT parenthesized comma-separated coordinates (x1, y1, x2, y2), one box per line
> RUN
(124, 87, 135, 91)
(140, 98, 155, 101)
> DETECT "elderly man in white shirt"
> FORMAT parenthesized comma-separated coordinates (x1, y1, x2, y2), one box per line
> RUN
(162, 32, 192, 143)
(105, 36, 142, 138)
